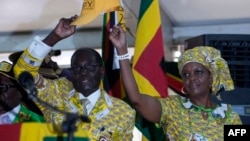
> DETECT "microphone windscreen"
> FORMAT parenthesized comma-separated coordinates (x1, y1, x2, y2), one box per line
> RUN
(17, 71, 35, 90)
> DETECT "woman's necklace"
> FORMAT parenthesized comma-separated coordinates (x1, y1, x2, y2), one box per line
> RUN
(180, 97, 229, 140)
(193, 105, 213, 120)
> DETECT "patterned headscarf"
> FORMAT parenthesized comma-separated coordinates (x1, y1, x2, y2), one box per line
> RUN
(178, 46, 234, 97)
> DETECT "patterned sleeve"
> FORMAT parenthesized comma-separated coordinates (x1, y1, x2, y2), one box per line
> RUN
(13, 36, 51, 84)
(36, 77, 71, 104)
(158, 96, 181, 127)
(118, 108, 136, 141)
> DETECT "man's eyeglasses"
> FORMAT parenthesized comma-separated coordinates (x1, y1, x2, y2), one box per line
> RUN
(72, 64, 100, 73)
(0, 85, 16, 93)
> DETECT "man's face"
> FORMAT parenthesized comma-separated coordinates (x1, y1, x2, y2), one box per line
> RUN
(71, 51, 103, 97)
(0, 74, 22, 114)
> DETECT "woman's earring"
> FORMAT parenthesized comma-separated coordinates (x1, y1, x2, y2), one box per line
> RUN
(181, 87, 187, 95)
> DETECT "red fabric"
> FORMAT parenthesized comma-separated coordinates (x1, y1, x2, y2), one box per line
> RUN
(166, 73, 183, 94)
(0, 123, 21, 141)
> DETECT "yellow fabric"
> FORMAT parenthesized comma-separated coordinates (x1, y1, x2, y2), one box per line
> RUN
(71, 0, 121, 25)
(158, 95, 242, 140)
(13, 48, 41, 81)
(19, 123, 89, 141)
(14, 49, 136, 141)
(142, 135, 150, 141)
(178, 46, 234, 96)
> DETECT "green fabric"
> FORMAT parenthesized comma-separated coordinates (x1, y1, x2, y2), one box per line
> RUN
(138, 0, 152, 20)
(13, 105, 45, 123)
(135, 113, 166, 141)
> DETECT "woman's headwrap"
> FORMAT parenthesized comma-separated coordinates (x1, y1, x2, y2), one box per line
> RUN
(177, 46, 234, 98)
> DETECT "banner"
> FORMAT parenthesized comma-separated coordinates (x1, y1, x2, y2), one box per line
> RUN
(72, 0, 121, 25)
(0, 123, 89, 141)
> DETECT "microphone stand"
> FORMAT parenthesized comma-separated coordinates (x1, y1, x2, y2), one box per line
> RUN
(27, 88, 90, 141)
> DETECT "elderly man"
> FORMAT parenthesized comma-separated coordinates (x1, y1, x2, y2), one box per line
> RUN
(14, 15, 136, 141)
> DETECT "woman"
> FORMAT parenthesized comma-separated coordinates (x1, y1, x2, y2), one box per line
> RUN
(109, 25, 242, 140)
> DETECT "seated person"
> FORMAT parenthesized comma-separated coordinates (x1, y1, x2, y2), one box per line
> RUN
(0, 61, 45, 124)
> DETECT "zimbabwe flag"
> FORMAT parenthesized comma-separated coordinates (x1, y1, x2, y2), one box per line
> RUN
(132, 0, 168, 98)
(0, 123, 89, 141)
(102, 5, 126, 99)
(132, 0, 168, 140)
(165, 62, 183, 94)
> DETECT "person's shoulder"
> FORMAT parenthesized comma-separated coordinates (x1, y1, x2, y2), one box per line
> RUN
(223, 103, 238, 114)
(217, 103, 241, 117)
(108, 96, 134, 110)
(159, 95, 182, 102)
(108, 96, 130, 105)
(107, 96, 136, 120)
(54, 77, 73, 86)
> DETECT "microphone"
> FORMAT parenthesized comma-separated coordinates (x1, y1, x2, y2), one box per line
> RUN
(17, 71, 91, 136)
(17, 71, 91, 123)
(17, 71, 36, 95)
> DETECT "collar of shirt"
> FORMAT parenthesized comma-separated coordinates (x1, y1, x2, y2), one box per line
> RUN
(79, 89, 101, 114)
(0, 104, 21, 124)
(181, 97, 228, 118)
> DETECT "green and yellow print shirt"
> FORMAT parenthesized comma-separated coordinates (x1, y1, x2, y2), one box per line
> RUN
(159, 95, 242, 141)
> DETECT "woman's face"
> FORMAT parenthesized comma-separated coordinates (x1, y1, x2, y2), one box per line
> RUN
(180, 62, 212, 97)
